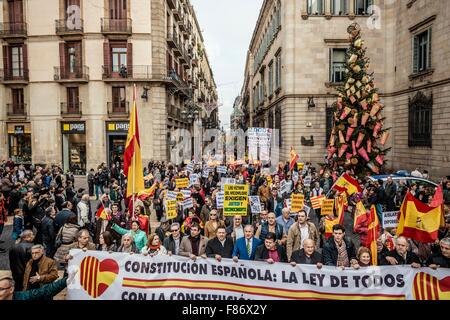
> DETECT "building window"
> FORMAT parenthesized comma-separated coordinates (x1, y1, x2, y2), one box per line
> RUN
(275, 51, 281, 90)
(408, 91, 432, 147)
(332, 0, 348, 15)
(11, 46, 24, 77)
(67, 87, 79, 111)
(275, 105, 282, 147)
(413, 29, 432, 74)
(326, 105, 334, 147)
(330, 48, 346, 83)
(255, 82, 260, 107)
(12, 88, 25, 114)
(259, 70, 265, 104)
(354, 0, 373, 15)
(307, 0, 324, 15)
(111, 46, 127, 73)
(112, 87, 126, 111)
(268, 61, 274, 96)
(109, 0, 127, 19)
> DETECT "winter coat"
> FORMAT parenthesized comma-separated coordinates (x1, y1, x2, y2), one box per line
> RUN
(179, 235, 209, 257)
(254, 244, 288, 263)
(53, 223, 80, 263)
(111, 224, 148, 252)
(322, 236, 357, 266)
(286, 222, 320, 261)
(14, 277, 67, 300)
(23, 256, 59, 291)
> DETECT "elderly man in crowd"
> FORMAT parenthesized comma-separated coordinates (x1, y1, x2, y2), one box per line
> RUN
(232, 225, 262, 261)
(381, 236, 421, 268)
(426, 237, 450, 269)
(23, 244, 59, 292)
(290, 239, 323, 268)
(286, 210, 320, 262)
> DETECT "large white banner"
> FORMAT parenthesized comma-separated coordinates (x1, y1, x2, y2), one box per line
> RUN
(67, 250, 450, 300)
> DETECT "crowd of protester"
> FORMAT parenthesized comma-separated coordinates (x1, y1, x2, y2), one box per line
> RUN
(0, 158, 449, 300)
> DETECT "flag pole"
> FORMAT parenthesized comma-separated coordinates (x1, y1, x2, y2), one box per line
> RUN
(132, 83, 137, 219)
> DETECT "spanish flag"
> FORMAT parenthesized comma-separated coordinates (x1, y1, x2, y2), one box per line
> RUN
(95, 205, 109, 220)
(332, 173, 362, 196)
(124, 85, 145, 198)
(325, 194, 346, 239)
(353, 200, 367, 231)
(289, 147, 300, 171)
(396, 192, 445, 243)
(365, 205, 380, 266)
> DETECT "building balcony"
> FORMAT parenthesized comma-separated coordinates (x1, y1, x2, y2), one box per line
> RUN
(101, 18, 132, 35)
(54, 66, 89, 83)
(55, 19, 84, 36)
(102, 65, 153, 82)
(182, 30, 189, 40)
(0, 22, 27, 39)
(167, 0, 177, 10)
(192, 58, 198, 67)
(6, 103, 27, 120)
(1, 68, 29, 84)
(61, 102, 82, 118)
(178, 20, 186, 32)
(107, 102, 130, 118)
(172, 8, 182, 22)
(167, 69, 191, 97)
(167, 31, 179, 49)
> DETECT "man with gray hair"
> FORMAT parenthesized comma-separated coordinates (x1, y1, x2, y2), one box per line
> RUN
(23, 244, 58, 291)
(8, 230, 35, 291)
(232, 224, 262, 261)
(77, 194, 90, 227)
(164, 222, 184, 255)
(426, 237, 450, 269)
(381, 236, 421, 268)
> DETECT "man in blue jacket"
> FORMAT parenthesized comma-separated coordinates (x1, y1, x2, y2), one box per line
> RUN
(232, 225, 261, 261)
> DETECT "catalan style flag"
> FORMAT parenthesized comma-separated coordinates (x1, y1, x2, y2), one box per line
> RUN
(396, 192, 445, 243)
(332, 173, 362, 196)
(365, 205, 380, 266)
(325, 194, 346, 239)
(413, 272, 450, 300)
(124, 85, 145, 198)
(353, 200, 367, 231)
(95, 205, 109, 220)
(310, 195, 326, 209)
(289, 147, 300, 171)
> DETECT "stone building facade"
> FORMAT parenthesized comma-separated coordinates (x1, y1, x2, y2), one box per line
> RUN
(0, 0, 217, 173)
(239, 0, 450, 178)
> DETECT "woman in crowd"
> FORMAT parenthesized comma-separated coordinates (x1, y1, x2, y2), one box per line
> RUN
(97, 231, 117, 252)
(141, 234, 167, 256)
(204, 209, 225, 239)
(116, 234, 139, 254)
(111, 220, 147, 252)
(53, 214, 80, 265)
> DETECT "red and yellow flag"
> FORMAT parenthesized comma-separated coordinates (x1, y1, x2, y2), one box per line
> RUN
(325, 194, 346, 239)
(96, 205, 109, 220)
(310, 195, 326, 209)
(332, 173, 362, 196)
(124, 86, 145, 198)
(396, 192, 445, 243)
(289, 147, 300, 171)
(365, 205, 380, 266)
(353, 200, 367, 231)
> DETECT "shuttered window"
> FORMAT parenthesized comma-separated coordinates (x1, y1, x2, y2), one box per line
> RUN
(412, 28, 432, 74)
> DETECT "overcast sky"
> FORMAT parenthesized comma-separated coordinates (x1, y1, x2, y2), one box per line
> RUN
(190, 0, 263, 129)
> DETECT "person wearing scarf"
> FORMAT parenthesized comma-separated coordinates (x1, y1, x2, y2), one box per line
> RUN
(141, 234, 167, 256)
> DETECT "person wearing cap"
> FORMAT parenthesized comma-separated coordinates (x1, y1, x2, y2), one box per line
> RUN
(0, 270, 71, 300)
(155, 216, 171, 243)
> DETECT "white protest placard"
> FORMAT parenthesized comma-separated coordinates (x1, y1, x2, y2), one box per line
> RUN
(181, 189, 191, 199)
(182, 197, 194, 210)
(68, 250, 450, 300)
(216, 191, 224, 209)
(220, 177, 236, 191)
(217, 166, 227, 175)
(166, 191, 177, 200)
(383, 211, 399, 229)
(292, 171, 299, 184)
(189, 174, 199, 187)
(249, 196, 262, 214)
(202, 167, 213, 178)
(304, 176, 312, 187)
(186, 162, 194, 173)
(280, 180, 289, 195)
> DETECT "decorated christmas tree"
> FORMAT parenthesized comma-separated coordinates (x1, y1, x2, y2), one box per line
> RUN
(327, 23, 391, 176)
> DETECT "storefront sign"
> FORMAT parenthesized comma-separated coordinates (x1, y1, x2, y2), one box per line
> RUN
(62, 122, 86, 134)
(106, 122, 129, 132)
(224, 184, 249, 216)
(7, 123, 31, 134)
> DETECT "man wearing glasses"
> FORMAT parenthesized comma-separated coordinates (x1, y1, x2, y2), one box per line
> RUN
(164, 222, 184, 256)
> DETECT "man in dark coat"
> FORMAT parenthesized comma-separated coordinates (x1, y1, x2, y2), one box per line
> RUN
(204, 226, 234, 261)
(384, 176, 397, 211)
(54, 201, 74, 233)
(381, 236, 421, 267)
(163, 222, 184, 256)
(41, 207, 57, 258)
(322, 224, 358, 267)
(254, 232, 288, 263)
(426, 238, 450, 268)
(8, 230, 34, 291)
(290, 239, 322, 268)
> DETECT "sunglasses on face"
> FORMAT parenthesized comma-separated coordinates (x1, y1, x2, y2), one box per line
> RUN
(171, 229, 180, 232)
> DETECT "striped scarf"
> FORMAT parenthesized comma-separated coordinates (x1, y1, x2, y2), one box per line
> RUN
(336, 240, 349, 267)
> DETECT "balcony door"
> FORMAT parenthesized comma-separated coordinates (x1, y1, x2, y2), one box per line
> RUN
(110, 0, 127, 19)
(63, 42, 82, 78)
(8, 0, 24, 32)
(112, 87, 126, 113)
(10, 45, 24, 78)
(12, 88, 24, 115)
(67, 87, 79, 113)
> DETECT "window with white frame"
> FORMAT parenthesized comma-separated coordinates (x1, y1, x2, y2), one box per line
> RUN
(412, 28, 432, 74)
(332, 0, 348, 15)
(355, 0, 373, 15)
(330, 48, 346, 83)
(268, 61, 274, 96)
(275, 52, 281, 90)
(307, 0, 324, 15)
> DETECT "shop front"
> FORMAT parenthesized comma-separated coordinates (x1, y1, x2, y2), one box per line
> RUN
(61, 121, 86, 175)
(7, 123, 32, 165)
(106, 121, 129, 168)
